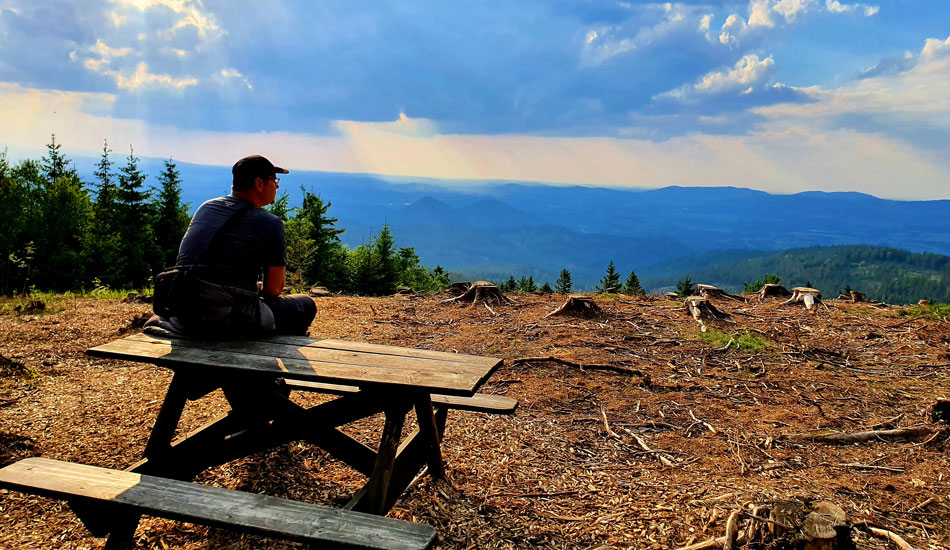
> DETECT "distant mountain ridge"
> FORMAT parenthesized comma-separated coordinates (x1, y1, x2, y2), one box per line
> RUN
(65, 156, 950, 293)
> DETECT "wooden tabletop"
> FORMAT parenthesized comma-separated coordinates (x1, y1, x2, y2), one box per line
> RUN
(87, 332, 502, 396)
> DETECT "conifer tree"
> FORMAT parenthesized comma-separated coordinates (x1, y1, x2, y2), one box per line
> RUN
(41, 134, 74, 183)
(153, 159, 190, 268)
(31, 137, 90, 290)
(676, 275, 695, 297)
(0, 151, 34, 294)
(596, 261, 621, 293)
(298, 190, 348, 289)
(115, 147, 159, 288)
(540, 281, 553, 294)
(501, 276, 517, 293)
(87, 140, 123, 285)
(555, 269, 572, 294)
(623, 269, 644, 295)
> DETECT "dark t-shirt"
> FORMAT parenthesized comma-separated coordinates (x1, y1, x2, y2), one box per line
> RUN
(176, 195, 287, 291)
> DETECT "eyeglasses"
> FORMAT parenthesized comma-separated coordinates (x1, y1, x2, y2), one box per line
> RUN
(262, 176, 280, 184)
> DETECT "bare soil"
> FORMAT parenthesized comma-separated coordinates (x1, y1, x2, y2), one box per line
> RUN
(0, 292, 948, 549)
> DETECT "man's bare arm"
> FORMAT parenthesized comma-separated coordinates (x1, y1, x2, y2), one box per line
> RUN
(262, 265, 285, 297)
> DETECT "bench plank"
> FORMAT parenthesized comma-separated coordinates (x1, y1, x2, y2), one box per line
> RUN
(87, 333, 502, 396)
(0, 458, 435, 550)
(286, 380, 518, 415)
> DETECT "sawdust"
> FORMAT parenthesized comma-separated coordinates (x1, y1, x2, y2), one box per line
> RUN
(0, 292, 948, 549)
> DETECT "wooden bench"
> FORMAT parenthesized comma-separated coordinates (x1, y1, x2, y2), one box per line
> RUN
(0, 457, 436, 550)
(284, 379, 518, 415)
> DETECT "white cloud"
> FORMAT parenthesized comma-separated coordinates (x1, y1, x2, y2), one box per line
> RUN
(115, 62, 198, 90)
(109, 0, 223, 40)
(2, 82, 948, 200)
(699, 14, 712, 31)
(755, 37, 950, 130)
(695, 54, 776, 94)
(718, 13, 746, 47)
(772, 0, 815, 22)
(580, 7, 697, 65)
(748, 0, 775, 27)
(921, 36, 950, 61)
(826, 0, 879, 17)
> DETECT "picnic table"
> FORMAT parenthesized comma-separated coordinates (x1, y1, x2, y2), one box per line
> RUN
(85, 332, 510, 517)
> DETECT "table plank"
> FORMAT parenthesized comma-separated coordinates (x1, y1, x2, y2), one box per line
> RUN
(0, 458, 436, 549)
(87, 333, 501, 396)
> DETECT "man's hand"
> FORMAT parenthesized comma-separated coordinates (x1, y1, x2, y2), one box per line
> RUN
(262, 265, 285, 297)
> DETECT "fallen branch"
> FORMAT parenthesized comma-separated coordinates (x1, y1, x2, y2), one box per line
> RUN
(600, 405, 622, 439)
(511, 356, 644, 377)
(629, 432, 675, 466)
(779, 427, 936, 444)
(866, 526, 915, 550)
(837, 462, 905, 473)
(675, 536, 726, 550)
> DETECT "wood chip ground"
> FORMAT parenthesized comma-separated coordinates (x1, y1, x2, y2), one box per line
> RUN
(1, 293, 948, 549)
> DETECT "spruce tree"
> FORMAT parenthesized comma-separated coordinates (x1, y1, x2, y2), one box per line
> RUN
(555, 269, 572, 294)
(298, 190, 348, 289)
(501, 276, 517, 293)
(32, 137, 90, 290)
(0, 151, 34, 294)
(596, 261, 621, 293)
(623, 269, 644, 295)
(540, 282, 553, 294)
(115, 147, 158, 288)
(153, 159, 190, 268)
(676, 275, 695, 297)
(87, 140, 123, 286)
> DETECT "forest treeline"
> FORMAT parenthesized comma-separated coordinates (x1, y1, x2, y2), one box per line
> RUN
(0, 137, 448, 296)
(643, 245, 950, 304)
(3, 138, 947, 304)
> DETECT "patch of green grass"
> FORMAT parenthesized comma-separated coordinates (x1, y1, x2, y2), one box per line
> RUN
(593, 293, 623, 301)
(699, 329, 772, 352)
(888, 303, 950, 321)
(0, 287, 148, 316)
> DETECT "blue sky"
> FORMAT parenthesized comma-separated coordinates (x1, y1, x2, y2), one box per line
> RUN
(1, 0, 948, 199)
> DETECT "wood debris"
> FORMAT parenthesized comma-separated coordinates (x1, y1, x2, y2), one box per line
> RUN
(1, 292, 948, 549)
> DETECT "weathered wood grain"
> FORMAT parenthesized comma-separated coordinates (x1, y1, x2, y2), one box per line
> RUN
(87, 333, 501, 396)
(0, 458, 436, 550)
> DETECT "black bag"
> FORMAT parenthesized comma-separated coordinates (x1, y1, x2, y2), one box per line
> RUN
(153, 202, 254, 318)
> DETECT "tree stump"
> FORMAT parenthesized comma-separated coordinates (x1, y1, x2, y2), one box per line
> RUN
(664, 292, 680, 299)
(309, 286, 331, 297)
(442, 281, 510, 305)
(759, 283, 792, 299)
(544, 296, 603, 318)
(781, 287, 823, 310)
(448, 281, 471, 296)
(849, 290, 867, 303)
(696, 283, 745, 302)
(684, 296, 732, 332)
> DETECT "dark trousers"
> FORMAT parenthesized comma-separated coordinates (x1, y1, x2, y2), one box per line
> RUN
(263, 294, 317, 335)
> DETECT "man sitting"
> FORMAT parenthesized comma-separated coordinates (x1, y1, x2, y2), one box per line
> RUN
(148, 154, 316, 337)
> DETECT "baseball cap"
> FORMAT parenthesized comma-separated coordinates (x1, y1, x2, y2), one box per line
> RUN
(232, 154, 290, 182)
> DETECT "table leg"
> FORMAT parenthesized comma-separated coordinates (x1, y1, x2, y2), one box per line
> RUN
(345, 403, 410, 515)
(413, 395, 446, 479)
(141, 375, 189, 460)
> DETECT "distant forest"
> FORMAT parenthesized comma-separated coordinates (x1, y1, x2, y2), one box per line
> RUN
(0, 137, 448, 296)
(3, 138, 948, 305)
(642, 245, 950, 304)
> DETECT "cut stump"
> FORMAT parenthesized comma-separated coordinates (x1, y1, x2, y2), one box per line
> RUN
(759, 283, 792, 299)
(684, 296, 732, 332)
(309, 286, 331, 297)
(442, 281, 510, 305)
(544, 296, 604, 318)
(781, 287, 823, 310)
(696, 284, 745, 302)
